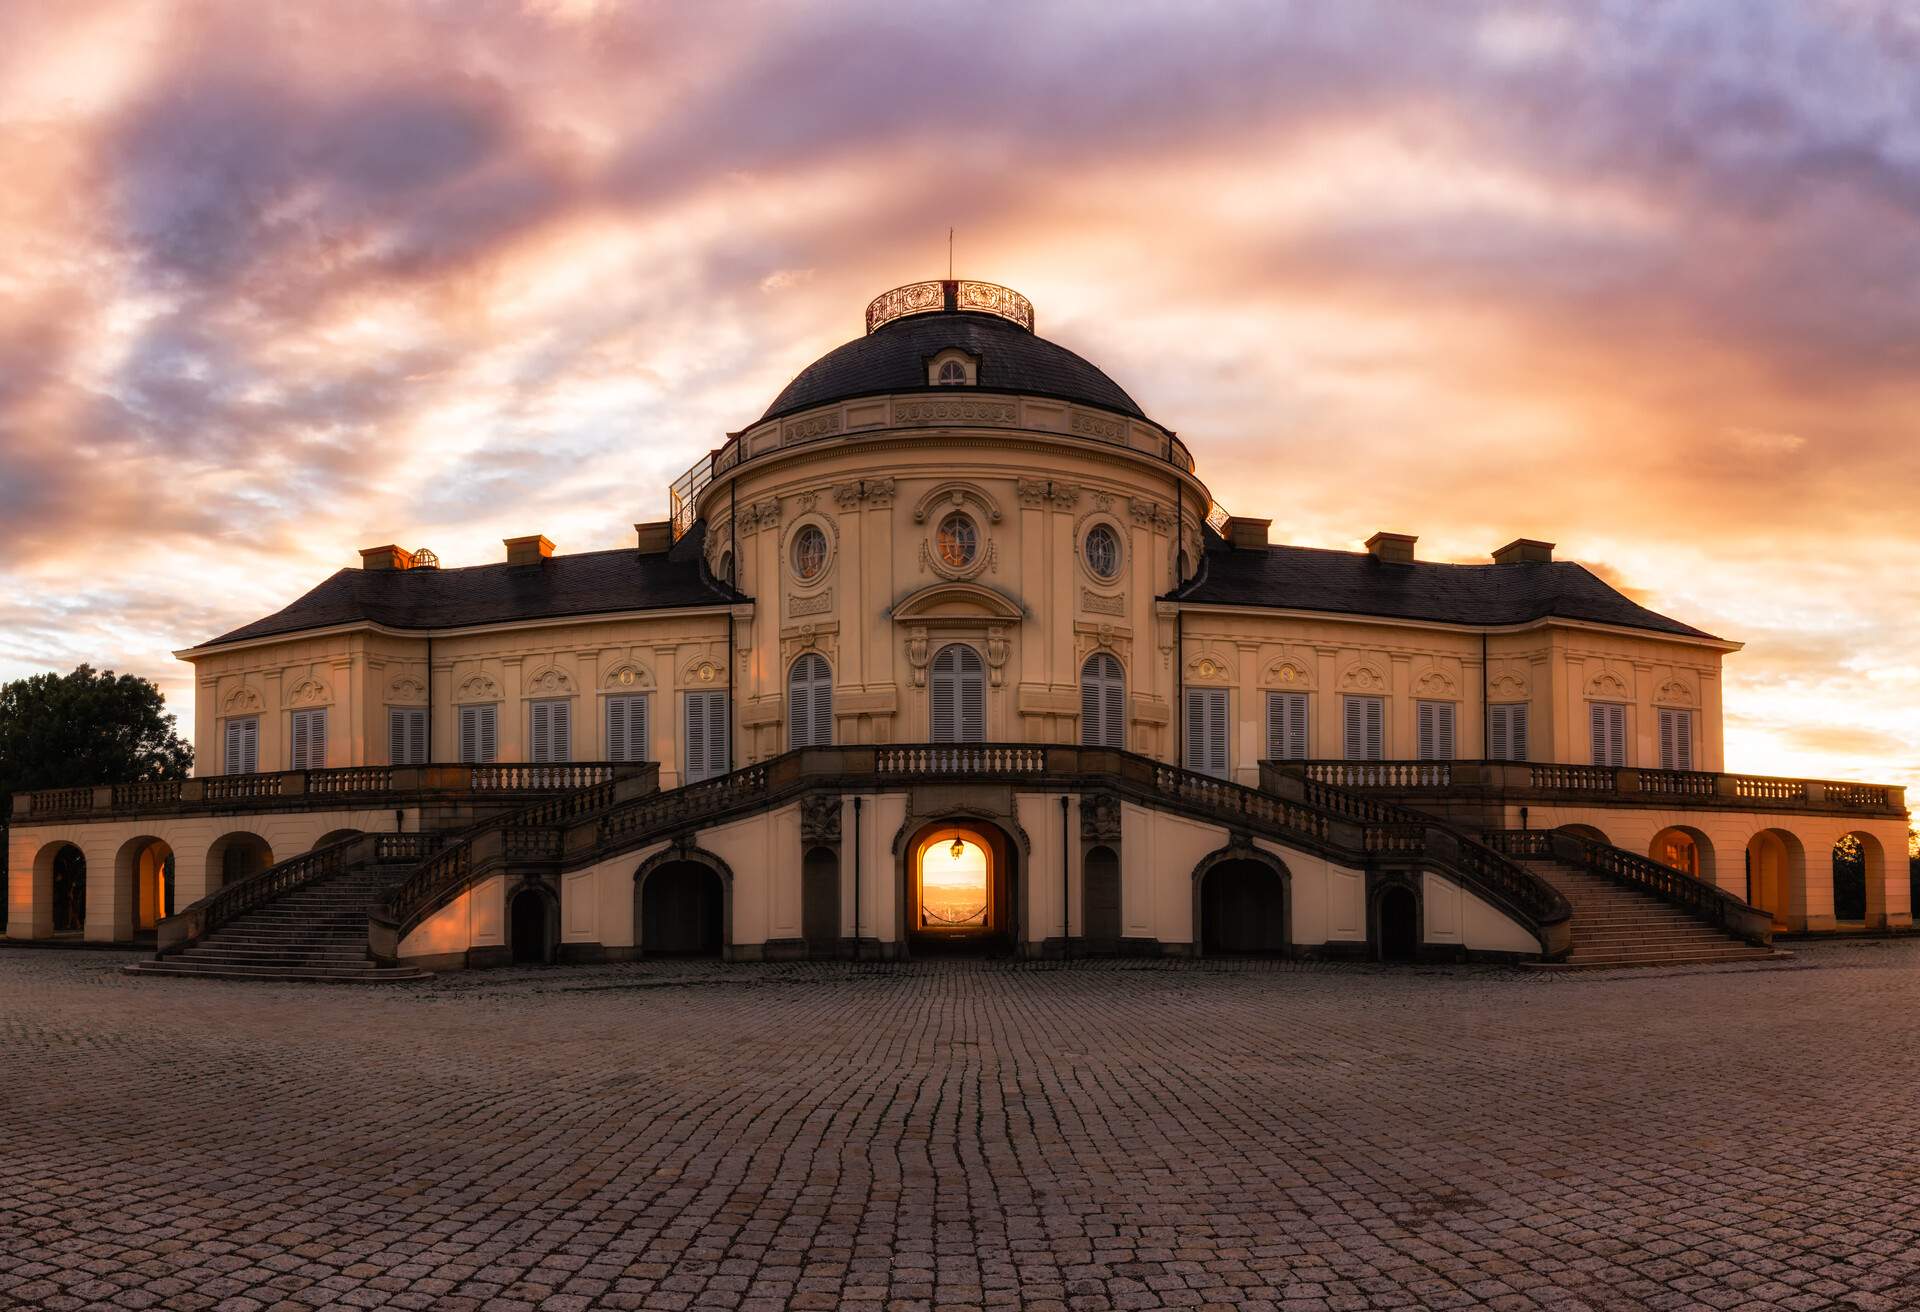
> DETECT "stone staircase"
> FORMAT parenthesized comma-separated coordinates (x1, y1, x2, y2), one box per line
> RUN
(1522, 857, 1780, 969)
(125, 860, 429, 983)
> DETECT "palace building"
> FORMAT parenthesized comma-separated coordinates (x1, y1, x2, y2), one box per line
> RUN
(5, 280, 1910, 978)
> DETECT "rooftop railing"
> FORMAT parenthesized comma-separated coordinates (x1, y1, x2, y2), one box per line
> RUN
(16, 762, 656, 823)
(1277, 760, 1904, 817)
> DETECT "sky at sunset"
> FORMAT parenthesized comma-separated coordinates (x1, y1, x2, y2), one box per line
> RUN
(1, 1, 1916, 811)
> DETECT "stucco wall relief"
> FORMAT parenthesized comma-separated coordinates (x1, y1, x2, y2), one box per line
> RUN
(1339, 663, 1388, 693)
(1262, 660, 1314, 690)
(894, 397, 1016, 426)
(914, 482, 1002, 525)
(1081, 589, 1125, 616)
(684, 658, 726, 688)
(1587, 670, 1631, 700)
(387, 675, 427, 705)
(285, 677, 332, 708)
(221, 686, 263, 716)
(525, 666, 576, 697)
(1128, 497, 1175, 530)
(601, 663, 654, 691)
(1489, 673, 1528, 701)
(832, 477, 895, 509)
(1186, 653, 1233, 683)
(1656, 678, 1696, 706)
(1413, 669, 1458, 699)
(456, 674, 502, 704)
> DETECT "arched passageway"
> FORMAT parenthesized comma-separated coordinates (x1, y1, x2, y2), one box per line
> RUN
(1744, 829, 1805, 930)
(1083, 845, 1121, 949)
(509, 887, 553, 964)
(1832, 832, 1884, 924)
(640, 862, 725, 956)
(207, 833, 274, 891)
(801, 847, 839, 954)
(905, 822, 1014, 956)
(45, 844, 86, 934)
(1198, 856, 1288, 956)
(114, 836, 174, 939)
(1650, 826, 1715, 882)
(1377, 885, 1419, 963)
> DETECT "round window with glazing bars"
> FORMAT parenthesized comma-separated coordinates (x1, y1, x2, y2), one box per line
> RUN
(791, 524, 828, 581)
(1084, 524, 1120, 580)
(936, 512, 978, 569)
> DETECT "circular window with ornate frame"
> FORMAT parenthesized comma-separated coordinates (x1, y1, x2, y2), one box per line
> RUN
(790, 523, 829, 582)
(1082, 522, 1122, 582)
(927, 509, 989, 581)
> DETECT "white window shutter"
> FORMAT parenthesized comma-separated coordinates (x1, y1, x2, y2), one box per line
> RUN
(290, 711, 309, 771)
(1287, 692, 1307, 759)
(1185, 688, 1227, 777)
(1417, 702, 1435, 761)
(552, 701, 570, 762)
(308, 709, 327, 769)
(633, 695, 649, 763)
(707, 692, 729, 776)
(1267, 692, 1307, 760)
(239, 716, 258, 773)
(1348, 697, 1383, 761)
(1609, 704, 1625, 767)
(789, 655, 832, 749)
(530, 701, 550, 763)
(479, 705, 497, 763)
(1433, 702, 1454, 761)
(459, 706, 475, 764)
(1510, 703, 1528, 761)
(1265, 693, 1284, 760)
(931, 646, 957, 742)
(606, 697, 626, 762)
(1590, 703, 1606, 765)
(1489, 704, 1527, 762)
(389, 709, 406, 764)
(408, 709, 426, 764)
(1080, 653, 1123, 749)
(1184, 688, 1206, 771)
(1658, 707, 1675, 770)
(959, 647, 984, 743)
(1343, 697, 1362, 760)
(1675, 709, 1692, 769)
(685, 694, 707, 778)
(1207, 688, 1228, 777)
(815, 661, 833, 747)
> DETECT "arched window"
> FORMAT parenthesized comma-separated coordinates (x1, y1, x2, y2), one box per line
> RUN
(930, 644, 986, 743)
(1080, 651, 1125, 748)
(788, 653, 833, 748)
(936, 359, 968, 385)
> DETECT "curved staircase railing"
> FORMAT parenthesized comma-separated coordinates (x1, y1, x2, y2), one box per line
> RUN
(374, 745, 1573, 961)
(155, 831, 439, 957)
(1484, 828, 1773, 946)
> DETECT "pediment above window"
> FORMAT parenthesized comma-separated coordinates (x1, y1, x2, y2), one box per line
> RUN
(890, 580, 1026, 623)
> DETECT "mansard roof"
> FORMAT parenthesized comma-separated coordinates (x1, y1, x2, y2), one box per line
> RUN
(761, 311, 1147, 422)
(193, 521, 743, 650)
(1169, 533, 1719, 640)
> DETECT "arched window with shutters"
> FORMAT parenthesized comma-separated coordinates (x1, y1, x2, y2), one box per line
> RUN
(1079, 651, 1125, 748)
(788, 653, 834, 748)
(929, 644, 986, 743)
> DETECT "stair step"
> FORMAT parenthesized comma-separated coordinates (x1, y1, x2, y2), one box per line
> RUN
(124, 961, 429, 984)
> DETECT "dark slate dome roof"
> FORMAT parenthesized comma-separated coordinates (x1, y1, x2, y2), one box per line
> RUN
(761, 310, 1147, 422)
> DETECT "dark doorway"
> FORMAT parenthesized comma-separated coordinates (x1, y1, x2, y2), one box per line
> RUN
(1199, 859, 1286, 955)
(510, 889, 551, 964)
(643, 863, 723, 956)
(802, 848, 839, 954)
(1378, 886, 1419, 962)
(52, 846, 86, 934)
(1084, 845, 1121, 949)
(1833, 836, 1868, 922)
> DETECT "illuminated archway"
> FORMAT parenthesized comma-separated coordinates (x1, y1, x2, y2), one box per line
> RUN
(905, 821, 1016, 954)
(114, 836, 174, 939)
(1744, 829, 1805, 931)
(1650, 826, 1715, 882)
(33, 843, 88, 936)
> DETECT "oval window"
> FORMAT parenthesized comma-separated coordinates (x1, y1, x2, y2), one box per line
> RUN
(936, 512, 978, 569)
(791, 524, 828, 581)
(1085, 524, 1120, 580)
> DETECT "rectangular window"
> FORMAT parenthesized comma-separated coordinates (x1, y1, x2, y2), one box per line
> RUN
(528, 699, 571, 764)
(1183, 687, 1229, 779)
(684, 690, 730, 782)
(1342, 695, 1385, 761)
(1487, 703, 1529, 762)
(1589, 702, 1627, 767)
(1415, 700, 1455, 762)
(388, 707, 427, 765)
(605, 694, 650, 763)
(1264, 691, 1308, 760)
(289, 707, 328, 771)
(223, 715, 259, 775)
(1658, 707, 1694, 771)
(459, 704, 498, 764)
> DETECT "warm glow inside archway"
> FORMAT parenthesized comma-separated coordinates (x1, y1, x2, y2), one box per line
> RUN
(917, 835, 989, 931)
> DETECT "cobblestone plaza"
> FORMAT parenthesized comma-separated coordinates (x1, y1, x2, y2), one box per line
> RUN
(3, 946, 1918, 1312)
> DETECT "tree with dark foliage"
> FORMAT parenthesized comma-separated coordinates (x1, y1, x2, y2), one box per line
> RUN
(0, 666, 192, 931)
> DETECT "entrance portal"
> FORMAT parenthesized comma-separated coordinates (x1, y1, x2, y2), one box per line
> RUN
(908, 823, 1012, 955)
(642, 863, 724, 956)
(1377, 885, 1419, 962)
(1199, 858, 1287, 956)
(510, 888, 551, 964)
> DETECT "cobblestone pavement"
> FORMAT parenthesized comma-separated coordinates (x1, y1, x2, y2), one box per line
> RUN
(3, 942, 1919, 1312)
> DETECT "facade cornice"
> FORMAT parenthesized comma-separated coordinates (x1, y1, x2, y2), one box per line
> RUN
(175, 601, 752, 662)
(1159, 600, 1743, 652)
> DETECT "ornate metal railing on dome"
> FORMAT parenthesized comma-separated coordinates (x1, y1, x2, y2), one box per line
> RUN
(865, 279, 1034, 334)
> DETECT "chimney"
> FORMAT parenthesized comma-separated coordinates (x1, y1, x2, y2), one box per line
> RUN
(360, 544, 415, 571)
(1365, 531, 1417, 565)
(1225, 515, 1272, 550)
(504, 534, 554, 567)
(633, 521, 672, 555)
(1492, 538, 1555, 565)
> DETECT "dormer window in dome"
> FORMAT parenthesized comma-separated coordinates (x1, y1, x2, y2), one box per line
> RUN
(927, 347, 978, 387)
